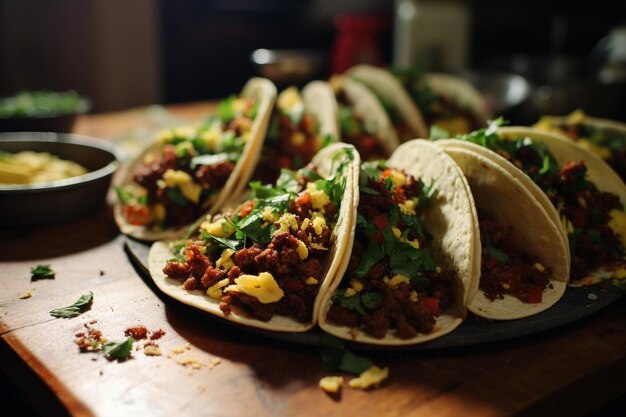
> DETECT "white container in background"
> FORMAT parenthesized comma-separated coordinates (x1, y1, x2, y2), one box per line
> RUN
(393, 0, 471, 71)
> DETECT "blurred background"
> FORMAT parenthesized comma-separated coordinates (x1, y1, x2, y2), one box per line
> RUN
(1, 0, 626, 123)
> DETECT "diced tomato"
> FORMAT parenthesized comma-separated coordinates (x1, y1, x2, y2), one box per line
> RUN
(394, 186, 406, 203)
(421, 297, 441, 316)
(381, 168, 393, 178)
(296, 192, 311, 207)
(239, 200, 255, 218)
(301, 115, 316, 133)
(526, 287, 543, 304)
(277, 156, 292, 168)
(570, 206, 589, 228)
(123, 204, 149, 226)
(372, 214, 389, 230)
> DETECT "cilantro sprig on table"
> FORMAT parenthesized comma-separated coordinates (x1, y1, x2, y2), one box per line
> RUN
(49, 292, 93, 318)
(31, 264, 55, 280)
(320, 334, 373, 375)
(102, 338, 134, 360)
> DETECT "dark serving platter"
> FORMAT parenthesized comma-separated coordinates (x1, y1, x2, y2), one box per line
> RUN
(125, 238, 624, 351)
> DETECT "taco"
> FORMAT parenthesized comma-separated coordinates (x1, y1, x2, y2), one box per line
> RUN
(391, 68, 492, 136)
(148, 143, 359, 332)
(452, 121, 626, 288)
(436, 140, 570, 320)
(346, 64, 428, 140)
(318, 140, 480, 345)
(254, 81, 339, 183)
(534, 109, 626, 183)
(330, 75, 400, 161)
(115, 78, 277, 241)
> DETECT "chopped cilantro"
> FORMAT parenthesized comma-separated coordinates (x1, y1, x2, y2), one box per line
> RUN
(354, 241, 384, 278)
(49, 292, 93, 318)
(115, 187, 135, 204)
(484, 235, 509, 263)
(31, 264, 55, 280)
(102, 337, 134, 360)
(166, 187, 187, 206)
(332, 290, 384, 316)
(276, 169, 302, 193)
(429, 125, 451, 140)
(217, 95, 236, 123)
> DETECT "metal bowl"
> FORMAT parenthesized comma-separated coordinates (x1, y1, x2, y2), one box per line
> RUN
(0, 94, 92, 133)
(250, 48, 326, 86)
(0, 132, 121, 227)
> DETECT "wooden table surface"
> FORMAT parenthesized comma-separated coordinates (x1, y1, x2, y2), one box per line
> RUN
(2, 103, 626, 417)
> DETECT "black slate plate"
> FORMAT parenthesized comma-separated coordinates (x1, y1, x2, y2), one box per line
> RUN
(125, 238, 624, 351)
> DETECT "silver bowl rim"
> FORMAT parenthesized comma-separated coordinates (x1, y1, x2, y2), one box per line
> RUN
(0, 132, 121, 193)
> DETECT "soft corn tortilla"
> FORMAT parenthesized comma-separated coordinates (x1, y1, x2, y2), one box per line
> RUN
(115, 77, 277, 242)
(302, 80, 340, 144)
(437, 139, 570, 320)
(498, 127, 626, 286)
(319, 139, 480, 345)
(341, 77, 401, 156)
(347, 64, 429, 139)
(148, 143, 360, 332)
(425, 73, 492, 128)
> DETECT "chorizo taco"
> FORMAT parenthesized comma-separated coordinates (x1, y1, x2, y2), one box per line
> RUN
(346, 64, 429, 141)
(534, 109, 626, 183)
(330, 75, 400, 161)
(148, 143, 359, 332)
(436, 140, 570, 320)
(452, 120, 626, 288)
(318, 140, 480, 345)
(115, 78, 277, 241)
(391, 68, 492, 136)
(254, 81, 339, 183)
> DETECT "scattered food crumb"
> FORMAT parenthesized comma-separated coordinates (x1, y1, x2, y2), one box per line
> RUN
(150, 329, 166, 340)
(19, 289, 34, 299)
(319, 376, 343, 393)
(588, 293, 598, 301)
(168, 343, 191, 358)
(124, 326, 148, 340)
(176, 357, 205, 370)
(99, 270, 105, 276)
(208, 359, 221, 370)
(99, 370, 104, 376)
(348, 366, 389, 390)
(144, 345, 162, 356)
(74, 322, 106, 352)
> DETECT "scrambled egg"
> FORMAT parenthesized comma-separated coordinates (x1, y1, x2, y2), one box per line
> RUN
(608, 209, 626, 246)
(224, 272, 284, 303)
(319, 376, 343, 393)
(160, 169, 202, 203)
(0, 151, 87, 184)
(348, 366, 389, 389)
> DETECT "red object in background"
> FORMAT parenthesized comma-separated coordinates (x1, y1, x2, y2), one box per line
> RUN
(331, 13, 389, 74)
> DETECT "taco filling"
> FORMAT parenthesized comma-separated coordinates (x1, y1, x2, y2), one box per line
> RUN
(479, 215, 552, 303)
(391, 68, 481, 136)
(535, 110, 626, 182)
(458, 121, 626, 286)
(116, 96, 258, 229)
(161, 148, 353, 323)
(258, 87, 332, 183)
(325, 161, 456, 339)
(336, 99, 388, 161)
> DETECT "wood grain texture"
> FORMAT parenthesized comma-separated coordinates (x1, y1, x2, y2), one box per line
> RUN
(1, 105, 626, 417)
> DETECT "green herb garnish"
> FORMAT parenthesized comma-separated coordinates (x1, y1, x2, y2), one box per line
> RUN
(320, 334, 374, 375)
(101, 337, 134, 360)
(49, 292, 93, 318)
(31, 264, 55, 280)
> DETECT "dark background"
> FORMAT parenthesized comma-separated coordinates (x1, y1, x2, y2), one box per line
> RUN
(1, 0, 626, 122)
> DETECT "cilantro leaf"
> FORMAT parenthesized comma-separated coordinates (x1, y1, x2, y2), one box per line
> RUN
(429, 125, 451, 140)
(49, 292, 93, 318)
(484, 235, 509, 263)
(276, 169, 302, 193)
(102, 337, 134, 360)
(353, 241, 384, 278)
(31, 264, 55, 280)
(320, 333, 373, 375)
(166, 187, 187, 206)
(331, 290, 383, 316)
(217, 95, 236, 123)
(205, 234, 242, 251)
